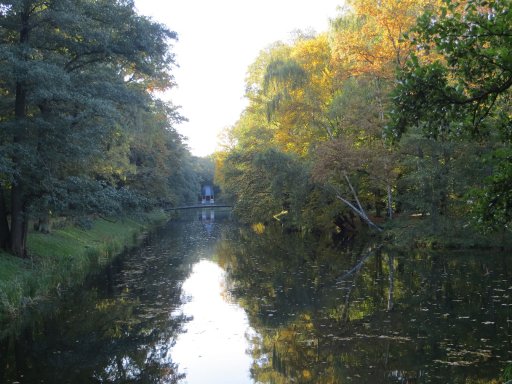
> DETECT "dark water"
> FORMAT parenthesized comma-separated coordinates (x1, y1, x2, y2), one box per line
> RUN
(1, 210, 511, 383)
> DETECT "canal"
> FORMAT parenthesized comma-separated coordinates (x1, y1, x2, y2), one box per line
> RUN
(1, 209, 511, 383)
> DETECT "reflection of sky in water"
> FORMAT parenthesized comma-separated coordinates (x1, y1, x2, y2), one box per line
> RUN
(170, 259, 255, 383)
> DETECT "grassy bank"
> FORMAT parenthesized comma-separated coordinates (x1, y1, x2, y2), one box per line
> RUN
(0, 210, 168, 321)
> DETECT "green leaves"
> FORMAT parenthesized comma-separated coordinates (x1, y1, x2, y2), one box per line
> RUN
(0, 0, 194, 254)
(388, 60, 467, 140)
(395, 1, 512, 125)
(220, 146, 310, 227)
(388, 0, 512, 233)
(469, 147, 512, 232)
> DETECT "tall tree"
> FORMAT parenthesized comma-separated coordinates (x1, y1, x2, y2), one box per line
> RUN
(315, 0, 437, 224)
(263, 35, 336, 153)
(388, 0, 512, 232)
(0, 0, 176, 256)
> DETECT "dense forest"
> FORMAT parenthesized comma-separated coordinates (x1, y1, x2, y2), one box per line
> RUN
(0, 0, 214, 258)
(0, 0, 510, 261)
(215, 0, 511, 247)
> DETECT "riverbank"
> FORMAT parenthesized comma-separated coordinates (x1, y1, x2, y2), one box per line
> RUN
(383, 216, 512, 250)
(0, 210, 169, 323)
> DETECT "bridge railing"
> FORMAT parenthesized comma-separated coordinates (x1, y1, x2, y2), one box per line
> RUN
(167, 203, 233, 211)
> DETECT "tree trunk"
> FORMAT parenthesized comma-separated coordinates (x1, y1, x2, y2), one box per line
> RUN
(10, 184, 28, 258)
(34, 211, 51, 234)
(387, 184, 393, 219)
(387, 253, 395, 311)
(334, 173, 383, 232)
(0, 188, 10, 249)
(10, 10, 30, 257)
(12, 82, 29, 257)
(374, 190, 383, 218)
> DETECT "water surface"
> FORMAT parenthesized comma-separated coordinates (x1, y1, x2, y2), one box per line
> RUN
(171, 259, 254, 383)
(0, 210, 510, 383)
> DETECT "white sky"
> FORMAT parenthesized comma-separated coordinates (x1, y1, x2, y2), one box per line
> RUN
(134, 0, 343, 157)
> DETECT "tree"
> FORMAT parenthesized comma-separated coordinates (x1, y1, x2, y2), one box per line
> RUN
(312, 133, 397, 231)
(316, 0, 436, 225)
(330, 0, 438, 80)
(126, 101, 192, 207)
(217, 0, 436, 233)
(263, 35, 336, 153)
(313, 75, 401, 225)
(216, 36, 347, 231)
(219, 146, 309, 226)
(0, 0, 177, 256)
(388, 0, 512, 232)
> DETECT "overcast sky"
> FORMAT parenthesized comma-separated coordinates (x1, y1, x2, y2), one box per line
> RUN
(134, 0, 343, 156)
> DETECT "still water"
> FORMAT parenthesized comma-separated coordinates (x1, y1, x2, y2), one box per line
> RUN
(1, 209, 511, 383)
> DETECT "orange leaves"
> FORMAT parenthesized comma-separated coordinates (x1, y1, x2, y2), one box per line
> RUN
(330, 0, 439, 80)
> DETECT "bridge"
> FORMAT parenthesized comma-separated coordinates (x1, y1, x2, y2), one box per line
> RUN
(168, 203, 233, 211)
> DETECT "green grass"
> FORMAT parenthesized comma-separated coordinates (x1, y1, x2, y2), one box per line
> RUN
(0, 210, 168, 322)
(0, 253, 33, 317)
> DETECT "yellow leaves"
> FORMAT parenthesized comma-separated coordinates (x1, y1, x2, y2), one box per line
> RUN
(95, 298, 117, 311)
(225, 0, 442, 184)
(251, 222, 266, 234)
(145, 76, 172, 93)
(302, 369, 313, 379)
(213, 150, 228, 187)
(290, 35, 333, 112)
(244, 34, 335, 157)
(332, 0, 440, 79)
(292, 34, 331, 83)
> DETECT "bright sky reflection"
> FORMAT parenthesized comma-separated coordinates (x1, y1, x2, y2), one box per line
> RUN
(170, 259, 255, 383)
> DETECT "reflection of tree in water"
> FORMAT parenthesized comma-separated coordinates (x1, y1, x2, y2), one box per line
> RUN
(1, 283, 186, 383)
(216, 225, 512, 383)
(0, 220, 219, 384)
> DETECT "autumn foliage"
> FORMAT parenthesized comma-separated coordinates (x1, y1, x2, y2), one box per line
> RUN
(215, 0, 511, 240)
